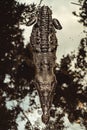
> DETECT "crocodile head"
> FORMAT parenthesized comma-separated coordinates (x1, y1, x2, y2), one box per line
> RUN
(35, 74, 57, 124)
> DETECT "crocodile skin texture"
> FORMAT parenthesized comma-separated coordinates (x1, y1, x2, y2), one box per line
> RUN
(30, 6, 58, 124)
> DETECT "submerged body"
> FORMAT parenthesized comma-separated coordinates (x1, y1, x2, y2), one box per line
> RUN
(30, 5, 62, 124)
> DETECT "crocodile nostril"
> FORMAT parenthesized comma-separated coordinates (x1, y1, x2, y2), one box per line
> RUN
(42, 114, 50, 124)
